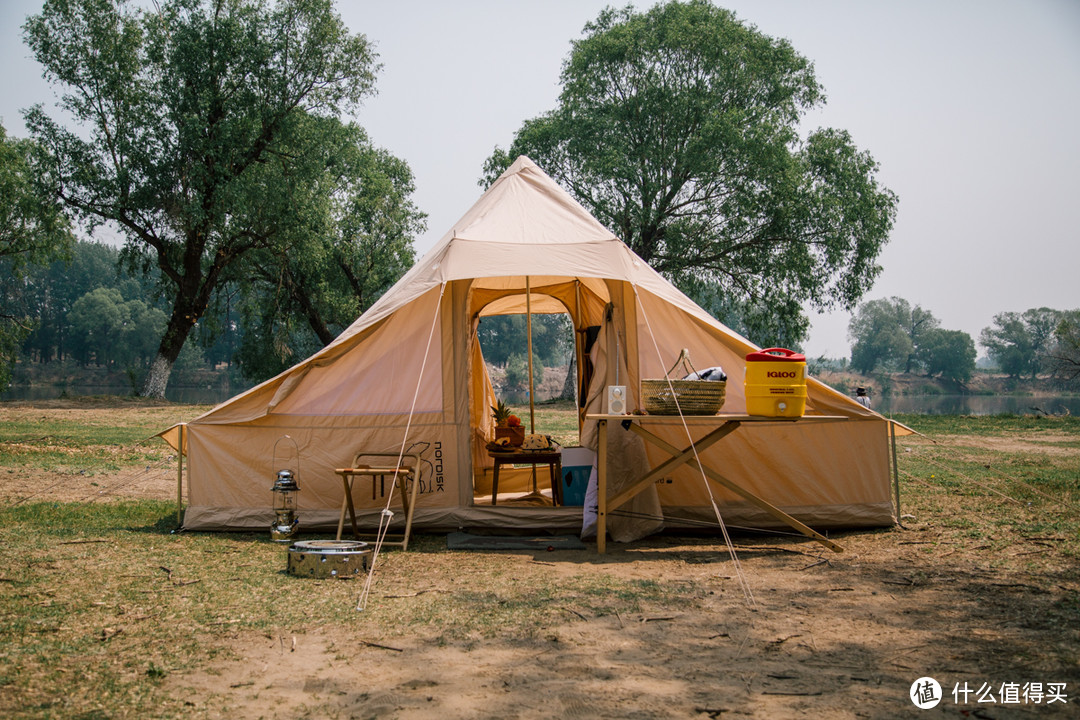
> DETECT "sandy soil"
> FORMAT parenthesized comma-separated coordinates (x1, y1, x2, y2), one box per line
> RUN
(160, 529, 1080, 720)
(5, 434, 1079, 718)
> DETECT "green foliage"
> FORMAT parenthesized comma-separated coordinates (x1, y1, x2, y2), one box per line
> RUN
(68, 287, 126, 365)
(232, 310, 323, 382)
(65, 287, 167, 369)
(477, 314, 572, 368)
(490, 399, 512, 425)
(23, 0, 380, 397)
(1046, 310, 1080, 387)
(483, 0, 897, 344)
(11, 240, 176, 375)
(233, 128, 424, 383)
(848, 296, 939, 374)
(849, 299, 915, 373)
(0, 124, 73, 271)
(916, 327, 976, 383)
(980, 308, 1063, 380)
(504, 351, 545, 395)
(0, 123, 74, 385)
(678, 277, 808, 350)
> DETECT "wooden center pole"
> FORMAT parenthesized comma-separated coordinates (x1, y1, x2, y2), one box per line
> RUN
(526, 276, 535, 434)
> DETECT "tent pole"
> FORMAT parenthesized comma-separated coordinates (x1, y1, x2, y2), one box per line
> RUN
(891, 420, 902, 526)
(176, 423, 185, 528)
(574, 280, 584, 430)
(525, 276, 543, 497)
(526, 276, 535, 433)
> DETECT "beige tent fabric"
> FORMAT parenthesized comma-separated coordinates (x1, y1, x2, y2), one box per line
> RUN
(468, 316, 497, 490)
(167, 155, 898, 538)
(579, 308, 665, 542)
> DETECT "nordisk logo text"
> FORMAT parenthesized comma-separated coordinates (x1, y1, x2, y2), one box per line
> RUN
(766, 371, 799, 378)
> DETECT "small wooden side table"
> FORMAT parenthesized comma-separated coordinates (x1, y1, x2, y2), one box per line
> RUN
(489, 449, 563, 506)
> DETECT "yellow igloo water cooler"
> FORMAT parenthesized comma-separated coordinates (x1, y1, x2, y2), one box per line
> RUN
(744, 348, 807, 417)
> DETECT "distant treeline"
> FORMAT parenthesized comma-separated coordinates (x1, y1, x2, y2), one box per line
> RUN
(5, 242, 1079, 395)
(830, 296, 1079, 388)
(2, 241, 238, 386)
(3, 239, 578, 393)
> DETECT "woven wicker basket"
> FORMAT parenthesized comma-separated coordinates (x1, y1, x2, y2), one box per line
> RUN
(641, 349, 726, 416)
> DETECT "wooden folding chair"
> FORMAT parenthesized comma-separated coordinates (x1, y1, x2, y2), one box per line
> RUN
(334, 451, 421, 550)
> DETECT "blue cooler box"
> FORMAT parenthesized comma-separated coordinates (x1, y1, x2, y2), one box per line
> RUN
(560, 447, 595, 507)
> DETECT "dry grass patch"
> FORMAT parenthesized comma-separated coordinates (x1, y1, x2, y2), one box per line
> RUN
(1, 401, 1078, 718)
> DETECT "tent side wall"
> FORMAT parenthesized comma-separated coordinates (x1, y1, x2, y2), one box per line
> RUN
(182, 285, 469, 532)
(626, 287, 893, 529)
(181, 412, 463, 530)
(449, 280, 475, 507)
(651, 418, 893, 529)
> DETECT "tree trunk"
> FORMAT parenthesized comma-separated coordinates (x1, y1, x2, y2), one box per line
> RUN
(288, 274, 335, 346)
(560, 351, 577, 402)
(140, 296, 201, 399)
(142, 353, 173, 399)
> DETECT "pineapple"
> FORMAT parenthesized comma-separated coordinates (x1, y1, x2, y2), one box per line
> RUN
(491, 399, 511, 427)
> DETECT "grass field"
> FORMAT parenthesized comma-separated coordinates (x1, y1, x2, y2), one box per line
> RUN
(0, 400, 1078, 718)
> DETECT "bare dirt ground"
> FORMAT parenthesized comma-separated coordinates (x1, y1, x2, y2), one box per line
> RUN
(3, 396, 1078, 720)
(5, 461, 1076, 719)
(165, 535, 1080, 720)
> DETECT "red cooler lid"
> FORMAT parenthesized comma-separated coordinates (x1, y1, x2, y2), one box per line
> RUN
(745, 347, 805, 362)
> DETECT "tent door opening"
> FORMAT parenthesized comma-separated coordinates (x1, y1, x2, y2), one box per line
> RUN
(470, 302, 581, 508)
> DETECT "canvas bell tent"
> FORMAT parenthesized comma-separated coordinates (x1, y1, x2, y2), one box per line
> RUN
(161, 156, 897, 541)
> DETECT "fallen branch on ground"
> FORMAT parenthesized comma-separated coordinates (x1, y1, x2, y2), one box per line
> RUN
(360, 640, 403, 652)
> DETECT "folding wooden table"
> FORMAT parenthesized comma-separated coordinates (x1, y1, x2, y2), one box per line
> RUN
(587, 414, 848, 554)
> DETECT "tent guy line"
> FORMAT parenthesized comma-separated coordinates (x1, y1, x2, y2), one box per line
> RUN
(358, 282, 447, 612)
(634, 281, 756, 607)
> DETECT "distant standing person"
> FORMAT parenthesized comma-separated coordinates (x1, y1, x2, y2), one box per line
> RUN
(855, 387, 871, 409)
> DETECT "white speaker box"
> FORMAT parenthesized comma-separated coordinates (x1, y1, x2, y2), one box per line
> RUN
(607, 385, 627, 415)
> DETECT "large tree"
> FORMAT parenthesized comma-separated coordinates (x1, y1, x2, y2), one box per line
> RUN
(483, 0, 897, 343)
(979, 308, 1062, 380)
(848, 297, 938, 374)
(22, 0, 378, 397)
(234, 122, 425, 382)
(915, 327, 976, 384)
(0, 123, 74, 386)
(1045, 310, 1080, 387)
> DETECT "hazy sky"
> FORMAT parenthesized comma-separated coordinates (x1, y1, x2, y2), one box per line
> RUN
(2, 0, 1078, 358)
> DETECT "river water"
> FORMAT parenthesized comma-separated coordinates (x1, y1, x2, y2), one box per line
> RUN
(0, 384, 240, 406)
(873, 394, 1080, 416)
(3, 384, 1077, 416)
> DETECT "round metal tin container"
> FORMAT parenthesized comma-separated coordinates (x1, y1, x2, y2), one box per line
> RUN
(287, 540, 371, 579)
